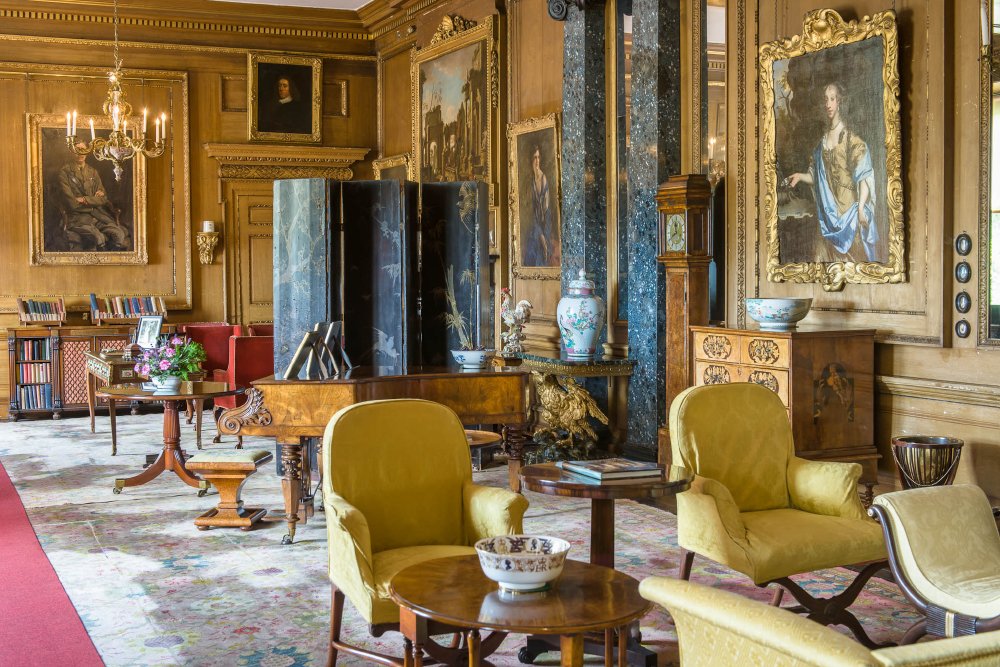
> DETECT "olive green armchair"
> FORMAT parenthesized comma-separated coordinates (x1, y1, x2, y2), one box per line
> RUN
(869, 484, 1000, 643)
(640, 576, 1000, 666)
(669, 383, 888, 647)
(322, 399, 529, 666)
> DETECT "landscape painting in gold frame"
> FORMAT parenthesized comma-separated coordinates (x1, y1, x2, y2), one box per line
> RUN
(248, 51, 322, 144)
(760, 9, 904, 291)
(509, 113, 562, 280)
(27, 113, 147, 266)
(411, 15, 496, 202)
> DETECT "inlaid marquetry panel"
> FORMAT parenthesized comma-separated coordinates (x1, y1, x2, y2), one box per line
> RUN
(695, 360, 737, 387)
(743, 336, 788, 368)
(694, 331, 737, 362)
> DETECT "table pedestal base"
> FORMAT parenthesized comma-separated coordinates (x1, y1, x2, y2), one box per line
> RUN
(520, 624, 652, 667)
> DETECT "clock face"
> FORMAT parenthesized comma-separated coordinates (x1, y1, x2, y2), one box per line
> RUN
(665, 212, 686, 252)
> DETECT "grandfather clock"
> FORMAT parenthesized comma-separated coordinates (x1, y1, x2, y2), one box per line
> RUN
(656, 174, 712, 465)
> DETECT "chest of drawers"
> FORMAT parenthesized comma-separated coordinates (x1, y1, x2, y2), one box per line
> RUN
(689, 326, 878, 502)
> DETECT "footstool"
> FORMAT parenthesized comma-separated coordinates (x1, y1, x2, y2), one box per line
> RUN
(187, 449, 273, 530)
(465, 429, 502, 471)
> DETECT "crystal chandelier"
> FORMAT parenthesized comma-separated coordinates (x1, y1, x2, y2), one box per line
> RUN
(65, 0, 166, 182)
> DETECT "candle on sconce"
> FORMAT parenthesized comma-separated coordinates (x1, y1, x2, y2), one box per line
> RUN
(202, 221, 216, 233)
(71, 111, 78, 137)
(66, 112, 72, 137)
(708, 136, 716, 160)
(154, 118, 160, 143)
(143, 108, 148, 136)
(89, 119, 96, 141)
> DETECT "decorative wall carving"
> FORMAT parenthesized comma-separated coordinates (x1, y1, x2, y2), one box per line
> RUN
(430, 15, 477, 44)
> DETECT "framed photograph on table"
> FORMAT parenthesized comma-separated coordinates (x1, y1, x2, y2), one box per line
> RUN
(134, 315, 163, 350)
(508, 113, 562, 280)
(248, 51, 322, 144)
(411, 15, 497, 203)
(759, 8, 904, 291)
(26, 113, 147, 266)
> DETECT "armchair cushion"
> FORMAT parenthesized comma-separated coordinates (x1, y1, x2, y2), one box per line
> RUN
(873, 485, 1000, 619)
(788, 457, 869, 521)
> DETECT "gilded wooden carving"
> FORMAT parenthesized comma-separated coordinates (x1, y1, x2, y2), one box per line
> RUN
(759, 9, 904, 291)
(703, 365, 731, 385)
(747, 338, 780, 365)
(529, 372, 608, 453)
(430, 15, 477, 45)
(702, 335, 733, 360)
(218, 387, 273, 435)
(372, 153, 414, 181)
(748, 370, 779, 394)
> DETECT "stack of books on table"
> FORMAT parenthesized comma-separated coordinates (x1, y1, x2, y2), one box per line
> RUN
(557, 458, 664, 484)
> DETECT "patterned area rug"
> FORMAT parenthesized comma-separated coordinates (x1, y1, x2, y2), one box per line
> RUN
(0, 412, 919, 666)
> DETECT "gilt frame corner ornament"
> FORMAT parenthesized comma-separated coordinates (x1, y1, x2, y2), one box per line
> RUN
(247, 51, 323, 145)
(759, 9, 905, 292)
(372, 153, 414, 181)
(411, 15, 497, 206)
(509, 113, 562, 280)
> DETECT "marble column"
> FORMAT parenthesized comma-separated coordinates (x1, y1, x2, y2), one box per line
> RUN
(625, 0, 683, 455)
(559, 2, 609, 413)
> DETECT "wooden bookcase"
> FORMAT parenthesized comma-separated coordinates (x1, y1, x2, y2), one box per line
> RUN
(16, 297, 66, 326)
(7, 325, 133, 420)
(89, 294, 168, 326)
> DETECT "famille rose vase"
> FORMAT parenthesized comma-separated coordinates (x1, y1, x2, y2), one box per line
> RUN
(556, 270, 605, 359)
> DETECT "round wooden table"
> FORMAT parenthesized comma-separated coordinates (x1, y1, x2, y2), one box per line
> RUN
(98, 381, 244, 494)
(389, 555, 651, 667)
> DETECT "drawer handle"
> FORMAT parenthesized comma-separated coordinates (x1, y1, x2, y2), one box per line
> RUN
(748, 370, 779, 394)
(702, 335, 733, 360)
(747, 339, 780, 365)
(703, 365, 731, 385)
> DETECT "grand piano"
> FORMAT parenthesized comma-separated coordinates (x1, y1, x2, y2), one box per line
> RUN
(218, 366, 530, 544)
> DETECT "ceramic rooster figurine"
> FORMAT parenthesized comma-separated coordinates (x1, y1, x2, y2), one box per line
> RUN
(500, 287, 533, 356)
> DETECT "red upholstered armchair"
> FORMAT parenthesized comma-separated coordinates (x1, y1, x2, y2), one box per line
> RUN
(177, 323, 243, 375)
(211, 334, 274, 447)
(248, 323, 273, 336)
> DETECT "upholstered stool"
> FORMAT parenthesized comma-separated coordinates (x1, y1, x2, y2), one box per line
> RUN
(187, 449, 272, 530)
(465, 429, 502, 471)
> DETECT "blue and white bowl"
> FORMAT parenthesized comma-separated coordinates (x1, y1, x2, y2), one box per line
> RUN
(746, 298, 813, 331)
(450, 349, 494, 369)
(474, 535, 571, 593)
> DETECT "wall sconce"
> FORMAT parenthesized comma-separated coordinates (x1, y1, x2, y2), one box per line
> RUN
(196, 220, 220, 265)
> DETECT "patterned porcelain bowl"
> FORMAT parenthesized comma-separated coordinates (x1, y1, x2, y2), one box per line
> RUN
(450, 349, 494, 369)
(474, 535, 571, 593)
(745, 298, 813, 331)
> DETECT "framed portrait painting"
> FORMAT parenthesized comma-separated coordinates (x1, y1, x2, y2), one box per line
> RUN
(372, 153, 413, 182)
(27, 113, 147, 266)
(508, 113, 562, 280)
(248, 51, 322, 144)
(411, 15, 496, 203)
(760, 9, 904, 291)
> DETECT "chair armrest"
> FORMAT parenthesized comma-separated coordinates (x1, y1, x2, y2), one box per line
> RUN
(323, 492, 376, 607)
(681, 475, 748, 543)
(463, 482, 529, 544)
(787, 457, 868, 520)
(872, 632, 1000, 666)
(638, 577, 872, 666)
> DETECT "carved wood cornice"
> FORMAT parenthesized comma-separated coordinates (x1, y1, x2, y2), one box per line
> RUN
(877, 375, 1000, 409)
(204, 143, 370, 181)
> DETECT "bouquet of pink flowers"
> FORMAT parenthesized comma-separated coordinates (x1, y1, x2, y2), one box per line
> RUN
(133, 336, 206, 380)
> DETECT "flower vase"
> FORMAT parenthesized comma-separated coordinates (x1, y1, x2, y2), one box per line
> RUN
(556, 270, 605, 359)
(150, 375, 182, 394)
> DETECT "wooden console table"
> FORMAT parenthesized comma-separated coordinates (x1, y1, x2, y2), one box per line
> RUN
(689, 325, 878, 503)
(217, 367, 530, 544)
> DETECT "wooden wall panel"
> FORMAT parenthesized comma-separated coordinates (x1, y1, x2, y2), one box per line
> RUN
(380, 49, 413, 157)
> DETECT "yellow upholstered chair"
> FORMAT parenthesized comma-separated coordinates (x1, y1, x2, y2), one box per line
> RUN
(322, 399, 529, 666)
(639, 576, 1000, 667)
(670, 383, 888, 647)
(869, 484, 1000, 643)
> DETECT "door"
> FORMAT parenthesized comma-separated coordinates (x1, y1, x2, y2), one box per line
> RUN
(223, 181, 274, 326)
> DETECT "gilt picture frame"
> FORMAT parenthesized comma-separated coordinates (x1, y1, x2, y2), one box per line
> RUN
(27, 113, 147, 266)
(248, 51, 322, 144)
(372, 153, 414, 182)
(411, 15, 497, 204)
(759, 9, 904, 291)
(508, 113, 562, 280)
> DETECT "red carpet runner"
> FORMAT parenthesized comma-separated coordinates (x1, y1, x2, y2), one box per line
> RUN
(0, 458, 104, 666)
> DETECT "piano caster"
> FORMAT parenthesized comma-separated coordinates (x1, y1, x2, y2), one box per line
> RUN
(281, 534, 293, 545)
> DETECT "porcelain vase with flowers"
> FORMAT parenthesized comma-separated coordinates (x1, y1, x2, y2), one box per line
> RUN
(556, 270, 605, 359)
(134, 336, 206, 394)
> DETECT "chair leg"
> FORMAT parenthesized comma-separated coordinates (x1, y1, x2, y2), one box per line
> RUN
(212, 406, 223, 444)
(328, 587, 344, 667)
(901, 619, 927, 645)
(770, 587, 784, 607)
(679, 550, 695, 581)
(236, 435, 243, 450)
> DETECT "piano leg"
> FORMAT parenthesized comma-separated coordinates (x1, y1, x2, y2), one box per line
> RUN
(279, 438, 303, 545)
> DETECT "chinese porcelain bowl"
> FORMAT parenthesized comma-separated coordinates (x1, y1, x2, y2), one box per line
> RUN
(474, 535, 571, 593)
(450, 349, 494, 369)
(746, 298, 813, 331)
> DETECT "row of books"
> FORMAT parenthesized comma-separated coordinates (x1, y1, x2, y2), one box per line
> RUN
(16, 298, 65, 322)
(557, 458, 663, 484)
(15, 364, 51, 384)
(19, 384, 53, 410)
(89, 294, 167, 320)
(16, 338, 51, 361)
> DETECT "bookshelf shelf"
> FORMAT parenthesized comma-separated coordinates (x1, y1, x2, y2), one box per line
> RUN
(16, 297, 65, 326)
(89, 294, 168, 326)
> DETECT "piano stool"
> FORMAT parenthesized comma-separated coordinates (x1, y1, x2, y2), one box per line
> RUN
(465, 429, 502, 471)
(187, 449, 273, 530)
